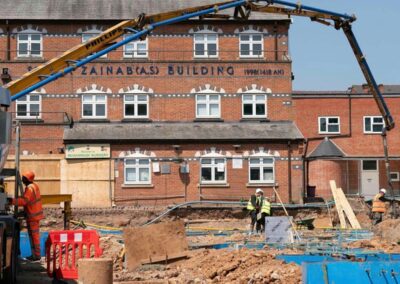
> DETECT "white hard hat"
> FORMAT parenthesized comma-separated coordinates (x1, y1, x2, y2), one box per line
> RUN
(380, 188, 387, 194)
(256, 188, 263, 194)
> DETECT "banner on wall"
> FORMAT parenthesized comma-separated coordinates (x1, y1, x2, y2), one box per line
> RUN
(65, 144, 110, 159)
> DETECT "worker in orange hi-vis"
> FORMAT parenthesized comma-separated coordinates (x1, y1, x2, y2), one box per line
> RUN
(9, 171, 44, 261)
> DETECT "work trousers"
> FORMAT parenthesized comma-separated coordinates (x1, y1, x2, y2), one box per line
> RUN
(27, 220, 41, 258)
(250, 211, 269, 233)
(372, 212, 383, 226)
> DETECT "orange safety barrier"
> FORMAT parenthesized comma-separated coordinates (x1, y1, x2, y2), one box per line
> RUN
(46, 230, 103, 279)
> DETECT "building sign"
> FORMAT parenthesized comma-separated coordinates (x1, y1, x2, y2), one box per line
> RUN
(28, 64, 285, 77)
(65, 144, 110, 159)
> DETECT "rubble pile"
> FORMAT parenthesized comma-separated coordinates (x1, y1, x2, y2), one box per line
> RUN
(114, 248, 301, 283)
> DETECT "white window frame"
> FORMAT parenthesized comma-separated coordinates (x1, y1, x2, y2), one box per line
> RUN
(390, 172, 400, 182)
(318, 116, 341, 134)
(242, 93, 266, 118)
(81, 92, 107, 119)
(248, 157, 275, 184)
(123, 36, 148, 58)
(200, 156, 227, 184)
(239, 31, 264, 58)
(82, 30, 107, 58)
(196, 92, 221, 118)
(363, 116, 384, 134)
(15, 92, 42, 119)
(193, 31, 218, 58)
(17, 30, 42, 58)
(123, 93, 149, 118)
(124, 158, 151, 185)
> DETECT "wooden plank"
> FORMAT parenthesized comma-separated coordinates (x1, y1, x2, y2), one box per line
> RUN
(140, 252, 188, 265)
(329, 180, 347, 229)
(336, 187, 362, 229)
(42, 194, 72, 204)
(6, 238, 12, 267)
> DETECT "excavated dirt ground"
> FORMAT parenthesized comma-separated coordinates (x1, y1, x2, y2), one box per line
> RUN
(19, 199, 400, 283)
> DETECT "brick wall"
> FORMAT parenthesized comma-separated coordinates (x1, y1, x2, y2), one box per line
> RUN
(112, 142, 303, 205)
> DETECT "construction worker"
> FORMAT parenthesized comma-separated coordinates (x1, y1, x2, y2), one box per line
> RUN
(371, 188, 387, 225)
(247, 188, 271, 234)
(8, 171, 44, 261)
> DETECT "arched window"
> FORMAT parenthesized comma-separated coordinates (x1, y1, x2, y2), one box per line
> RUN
(120, 85, 152, 118)
(200, 149, 226, 184)
(15, 90, 43, 119)
(81, 28, 107, 58)
(124, 36, 148, 58)
(17, 28, 43, 58)
(123, 152, 152, 185)
(239, 28, 263, 58)
(248, 151, 275, 184)
(194, 85, 224, 119)
(240, 85, 270, 118)
(79, 85, 109, 119)
(193, 28, 218, 58)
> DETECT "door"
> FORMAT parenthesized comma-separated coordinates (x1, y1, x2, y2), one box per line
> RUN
(361, 160, 379, 200)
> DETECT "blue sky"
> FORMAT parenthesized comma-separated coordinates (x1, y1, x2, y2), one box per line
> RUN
(289, 0, 400, 90)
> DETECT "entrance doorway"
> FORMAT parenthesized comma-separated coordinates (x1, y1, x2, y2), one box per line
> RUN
(361, 160, 379, 200)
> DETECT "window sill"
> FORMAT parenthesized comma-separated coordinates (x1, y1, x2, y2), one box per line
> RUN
(122, 118, 152, 123)
(240, 118, 269, 122)
(79, 119, 110, 123)
(363, 132, 383, 135)
(193, 118, 224, 122)
(122, 57, 149, 61)
(318, 133, 341, 135)
(122, 184, 154, 189)
(198, 183, 230, 188)
(192, 57, 220, 61)
(246, 183, 278, 188)
(238, 57, 265, 60)
(15, 118, 44, 124)
(14, 57, 45, 62)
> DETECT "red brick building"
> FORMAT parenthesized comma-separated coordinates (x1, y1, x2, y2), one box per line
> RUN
(1, 1, 305, 207)
(294, 85, 400, 200)
(0, 1, 397, 207)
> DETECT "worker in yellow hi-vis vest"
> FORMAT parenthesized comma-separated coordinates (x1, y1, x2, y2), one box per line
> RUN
(247, 188, 271, 234)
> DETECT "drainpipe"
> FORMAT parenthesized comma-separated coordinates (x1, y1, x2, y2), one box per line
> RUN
(198, 159, 202, 201)
(274, 21, 278, 61)
(184, 159, 188, 202)
(109, 157, 112, 207)
(6, 20, 11, 61)
(288, 141, 292, 203)
(302, 139, 309, 198)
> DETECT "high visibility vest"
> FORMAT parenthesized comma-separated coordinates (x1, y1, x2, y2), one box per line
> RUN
(372, 193, 386, 213)
(12, 183, 44, 221)
(247, 195, 271, 215)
